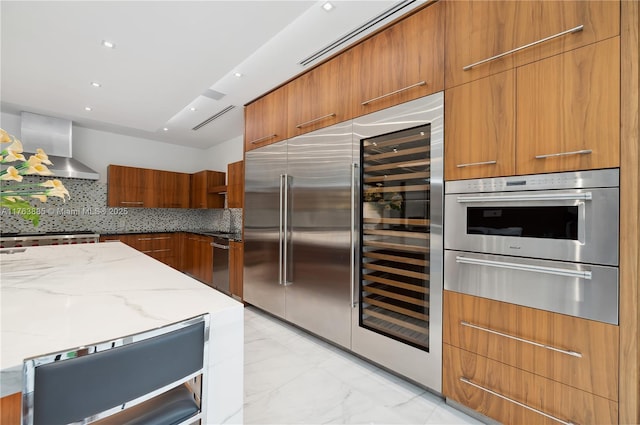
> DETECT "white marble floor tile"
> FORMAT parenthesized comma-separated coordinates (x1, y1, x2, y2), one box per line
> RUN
(244, 307, 484, 425)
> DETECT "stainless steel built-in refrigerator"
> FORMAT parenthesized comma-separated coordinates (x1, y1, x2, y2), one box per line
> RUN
(244, 93, 443, 391)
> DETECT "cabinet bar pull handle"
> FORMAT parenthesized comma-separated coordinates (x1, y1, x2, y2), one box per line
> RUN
(459, 377, 577, 425)
(249, 134, 277, 145)
(463, 25, 584, 71)
(460, 321, 582, 358)
(456, 160, 497, 168)
(361, 81, 427, 105)
(456, 192, 592, 203)
(295, 113, 336, 129)
(137, 237, 153, 241)
(535, 149, 592, 159)
(120, 201, 144, 205)
(456, 255, 592, 280)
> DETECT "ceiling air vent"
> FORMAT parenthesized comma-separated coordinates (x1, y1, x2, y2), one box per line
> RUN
(298, 0, 417, 67)
(192, 105, 236, 131)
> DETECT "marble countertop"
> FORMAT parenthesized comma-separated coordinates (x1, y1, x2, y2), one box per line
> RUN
(0, 242, 243, 399)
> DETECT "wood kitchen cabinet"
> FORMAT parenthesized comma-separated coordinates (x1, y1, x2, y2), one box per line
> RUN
(445, 38, 620, 180)
(349, 2, 444, 117)
(287, 52, 352, 137)
(190, 170, 225, 209)
(100, 233, 180, 270)
(182, 233, 213, 285)
(443, 290, 619, 423)
(445, 70, 515, 180)
(444, 0, 620, 89)
(107, 165, 153, 208)
(229, 240, 243, 301)
(227, 160, 244, 209)
(244, 85, 288, 151)
(108, 165, 191, 208)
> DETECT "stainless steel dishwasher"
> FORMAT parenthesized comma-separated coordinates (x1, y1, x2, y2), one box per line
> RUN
(211, 236, 230, 294)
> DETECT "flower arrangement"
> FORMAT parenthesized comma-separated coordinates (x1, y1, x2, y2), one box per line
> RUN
(0, 128, 70, 226)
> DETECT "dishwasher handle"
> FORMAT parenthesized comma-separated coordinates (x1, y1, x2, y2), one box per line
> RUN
(211, 242, 230, 250)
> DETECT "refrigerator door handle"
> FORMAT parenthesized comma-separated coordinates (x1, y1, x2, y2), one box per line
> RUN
(283, 174, 292, 286)
(279, 174, 285, 286)
(351, 162, 359, 308)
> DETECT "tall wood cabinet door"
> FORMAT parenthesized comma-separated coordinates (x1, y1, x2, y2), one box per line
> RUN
(227, 160, 244, 209)
(230, 241, 244, 300)
(350, 2, 444, 117)
(516, 37, 620, 175)
(445, 70, 515, 180)
(244, 85, 288, 151)
(444, 0, 620, 88)
(287, 52, 352, 137)
(107, 165, 150, 208)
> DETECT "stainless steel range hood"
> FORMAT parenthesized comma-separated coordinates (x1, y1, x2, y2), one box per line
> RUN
(19, 112, 99, 180)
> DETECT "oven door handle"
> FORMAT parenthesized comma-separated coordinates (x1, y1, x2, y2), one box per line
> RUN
(456, 192, 592, 203)
(456, 256, 592, 280)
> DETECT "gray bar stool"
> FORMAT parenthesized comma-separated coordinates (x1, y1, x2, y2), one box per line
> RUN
(22, 314, 210, 425)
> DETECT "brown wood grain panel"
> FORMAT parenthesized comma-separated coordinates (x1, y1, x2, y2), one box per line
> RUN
(0, 392, 21, 425)
(190, 170, 225, 209)
(230, 240, 244, 301)
(443, 344, 618, 425)
(619, 1, 640, 423)
(444, 291, 619, 401)
(350, 2, 444, 117)
(227, 160, 244, 209)
(444, 0, 620, 89)
(244, 85, 288, 151)
(516, 37, 620, 175)
(444, 70, 515, 180)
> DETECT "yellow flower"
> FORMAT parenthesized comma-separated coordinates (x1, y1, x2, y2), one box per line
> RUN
(0, 129, 10, 144)
(4, 147, 25, 162)
(31, 194, 48, 202)
(35, 148, 53, 165)
(26, 162, 53, 176)
(2, 196, 24, 202)
(42, 179, 70, 200)
(1, 166, 23, 182)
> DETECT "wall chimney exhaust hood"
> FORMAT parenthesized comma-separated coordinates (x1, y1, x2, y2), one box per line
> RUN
(20, 112, 99, 180)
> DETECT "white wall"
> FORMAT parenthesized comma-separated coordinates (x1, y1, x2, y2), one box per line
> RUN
(1, 111, 239, 183)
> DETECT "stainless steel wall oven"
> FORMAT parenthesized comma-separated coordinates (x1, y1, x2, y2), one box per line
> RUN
(444, 169, 619, 325)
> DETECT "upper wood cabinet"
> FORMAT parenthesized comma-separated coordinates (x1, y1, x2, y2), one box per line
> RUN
(516, 36, 620, 175)
(227, 160, 244, 209)
(445, 37, 620, 180)
(244, 85, 288, 151)
(445, 70, 515, 180)
(107, 165, 153, 208)
(287, 52, 352, 137)
(350, 2, 444, 117)
(444, 0, 620, 89)
(108, 165, 191, 208)
(152, 170, 190, 208)
(190, 170, 225, 209)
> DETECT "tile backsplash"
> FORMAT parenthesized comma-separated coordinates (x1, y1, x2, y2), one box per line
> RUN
(0, 176, 242, 234)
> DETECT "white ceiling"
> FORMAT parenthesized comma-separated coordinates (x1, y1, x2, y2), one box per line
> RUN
(1, 0, 425, 150)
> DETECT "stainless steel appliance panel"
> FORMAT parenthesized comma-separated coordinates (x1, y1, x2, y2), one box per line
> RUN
(244, 141, 288, 318)
(445, 185, 619, 266)
(285, 122, 354, 348)
(444, 250, 619, 324)
(211, 237, 230, 294)
(351, 92, 444, 392)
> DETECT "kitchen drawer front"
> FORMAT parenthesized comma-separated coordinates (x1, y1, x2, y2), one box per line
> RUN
(133, 233, 173, 252)
(443, 344, 618, 425)
(443, 290, 619, 401)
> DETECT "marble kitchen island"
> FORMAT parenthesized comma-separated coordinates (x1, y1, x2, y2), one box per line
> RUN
(0, 242, 243, 424)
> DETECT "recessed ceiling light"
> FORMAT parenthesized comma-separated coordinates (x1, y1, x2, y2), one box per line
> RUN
(189, 107, 197, 111)
(84, 106, 92, 111)
(234, 72, 243, 78)
(101, 40, 115, 49)
(90, 81, 101, 88)
(322, 2, 334, 12)
(163, 127, 169, 132)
